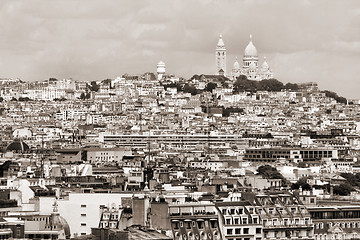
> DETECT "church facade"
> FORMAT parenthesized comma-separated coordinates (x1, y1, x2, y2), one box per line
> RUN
(215, 34, 273, 81)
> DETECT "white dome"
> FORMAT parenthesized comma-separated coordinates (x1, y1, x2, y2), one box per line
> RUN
(233, 58, 240, 69)
(244, 35, 258, 57)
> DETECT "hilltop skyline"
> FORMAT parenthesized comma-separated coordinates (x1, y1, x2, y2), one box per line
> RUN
(0, 0, 359, 98)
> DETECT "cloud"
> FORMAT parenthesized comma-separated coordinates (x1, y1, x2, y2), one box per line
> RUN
(0, 0, 358, 98)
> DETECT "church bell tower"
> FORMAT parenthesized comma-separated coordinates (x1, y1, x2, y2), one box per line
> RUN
(216, 34, 226, 76)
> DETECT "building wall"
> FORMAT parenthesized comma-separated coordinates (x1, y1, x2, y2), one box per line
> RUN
(151, 202, 171, 230)
(57, 193, 133, 237)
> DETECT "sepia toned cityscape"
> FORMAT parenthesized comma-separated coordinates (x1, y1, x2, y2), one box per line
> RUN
(0, 1, 360, 240)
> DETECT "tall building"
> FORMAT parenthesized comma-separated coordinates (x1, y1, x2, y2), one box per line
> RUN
(216, 34, 226, 76)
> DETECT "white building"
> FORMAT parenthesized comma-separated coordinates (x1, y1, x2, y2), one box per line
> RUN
(215, 34, 273, 80)
(157, 60, 166, 80)
(232, 35, 274, 80)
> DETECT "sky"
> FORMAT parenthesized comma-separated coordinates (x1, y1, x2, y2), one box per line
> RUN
(0, 0, 359, 98)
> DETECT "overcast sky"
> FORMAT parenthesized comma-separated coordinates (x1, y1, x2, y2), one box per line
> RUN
(0, 0, 359, 98)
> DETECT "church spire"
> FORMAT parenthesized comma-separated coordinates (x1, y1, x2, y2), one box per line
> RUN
(217, 34, 225, 47)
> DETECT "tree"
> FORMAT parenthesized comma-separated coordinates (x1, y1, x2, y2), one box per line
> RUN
(183, 84, 198, 95)
(256, 165, 287, 186)
(79, 92, 91, 100)
(333, 183, 354, 196)
(89, 81, 100, 92)
(291, 177, 311, 191)
(260, 79, 284, 91)
(323, 90, 347, 104)
(190, 74, 201, 80)
(0, 97, 3, 102)
(205, 82, 217, 92)
(284, 82, 299, 90)
(10, 97, 17, 101)
(18, 97, 31, 101)
(340, 173, 360, 187)
(102, 78, 113, 89)
(79, 92, 86, 100)
(233, 75, 260, 93)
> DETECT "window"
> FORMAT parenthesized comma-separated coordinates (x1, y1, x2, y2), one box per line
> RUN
(81, 214, 86, 217)
(243, 228, 249, 234)
(210, 220, 217, 228)
(234, 218, 239, 225)
(226, 219, 231, 225)
(256, 228, 261, 234)
(227, 229, 233, 235)
(235, 228, 241, 234)
(186, 222, 191, 229)
(284, 218, 289, 226)
(81, 204, 86, 208)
